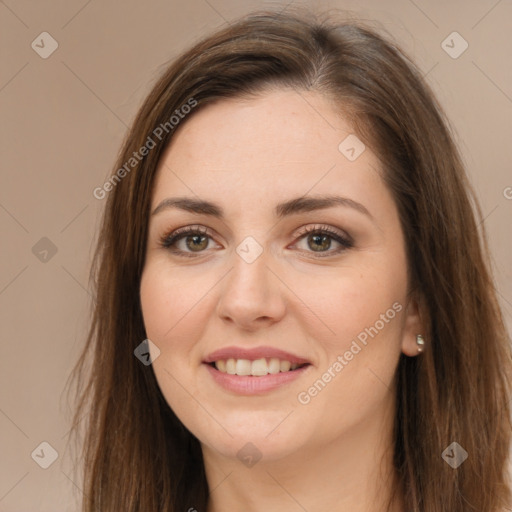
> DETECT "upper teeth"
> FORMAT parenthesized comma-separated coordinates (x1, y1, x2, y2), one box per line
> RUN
(214, 358, 301, 376)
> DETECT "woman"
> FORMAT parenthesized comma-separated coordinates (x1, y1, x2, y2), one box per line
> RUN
(68, 8, 512, 511)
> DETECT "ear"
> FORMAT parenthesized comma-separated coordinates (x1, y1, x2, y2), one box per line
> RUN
(400, 291, 426, 357)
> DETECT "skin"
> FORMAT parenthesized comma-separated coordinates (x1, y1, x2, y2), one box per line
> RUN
(140, 88, 424, 512)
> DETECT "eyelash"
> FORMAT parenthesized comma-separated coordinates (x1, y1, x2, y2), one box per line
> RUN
(158, 224, 353, 259)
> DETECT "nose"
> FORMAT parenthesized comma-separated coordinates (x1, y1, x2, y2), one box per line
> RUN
(215, 243, 286, 331)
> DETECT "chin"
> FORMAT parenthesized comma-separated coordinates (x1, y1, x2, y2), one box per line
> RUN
(192, 414, 312, 465)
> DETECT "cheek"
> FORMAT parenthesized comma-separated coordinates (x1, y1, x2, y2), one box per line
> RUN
(139, 264, 207, 424)
(139, 258, 222, 413)
(292, 271, 405, 436)
(292, 259, 407, 418)
(139, 264, 200, 400)
(140, 273, 175, 346)
(139, 261, 208, 346)
(296, 261, 406, 351)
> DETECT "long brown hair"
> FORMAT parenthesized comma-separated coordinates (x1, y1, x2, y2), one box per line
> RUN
(66, 7, 512, 511)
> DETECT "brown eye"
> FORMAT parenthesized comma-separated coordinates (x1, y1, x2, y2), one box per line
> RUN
(292, 225, 353, 257)
(183, 233, 209, 252)
(307, 233, 333, 252)
(160, 226, 217, 257)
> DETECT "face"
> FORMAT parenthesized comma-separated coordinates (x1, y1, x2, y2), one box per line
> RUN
(140, 88, 422, 463)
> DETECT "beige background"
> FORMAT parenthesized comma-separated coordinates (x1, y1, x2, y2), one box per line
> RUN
(0, 0, 511, 510)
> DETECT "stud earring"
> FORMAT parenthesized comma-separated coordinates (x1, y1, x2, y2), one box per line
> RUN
(416, 334, 425, 353)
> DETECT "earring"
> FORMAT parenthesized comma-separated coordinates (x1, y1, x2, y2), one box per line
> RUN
(416, 334, 425, 353)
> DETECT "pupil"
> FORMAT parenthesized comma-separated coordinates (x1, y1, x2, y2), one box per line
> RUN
(309, 234, 330, 251)
(188, 235, 207, 251)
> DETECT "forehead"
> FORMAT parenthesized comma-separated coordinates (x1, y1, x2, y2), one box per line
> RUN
(152, 88, 384, 212)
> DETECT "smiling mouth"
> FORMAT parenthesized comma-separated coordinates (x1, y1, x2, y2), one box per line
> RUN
(207, 358, 310, 377)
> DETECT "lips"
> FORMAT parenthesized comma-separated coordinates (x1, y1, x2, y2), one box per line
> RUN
(203, 346, 311, 366)
(205, 361, 311, 394)
(202, 346, 312, 393)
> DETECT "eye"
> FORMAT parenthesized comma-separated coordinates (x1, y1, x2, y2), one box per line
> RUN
(159, 225, 219, 258)
(159, 223, 353, 258)
(291, 224, 353, 257)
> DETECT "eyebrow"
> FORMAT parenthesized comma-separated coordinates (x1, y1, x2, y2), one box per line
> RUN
(151, 194, 373, 220)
